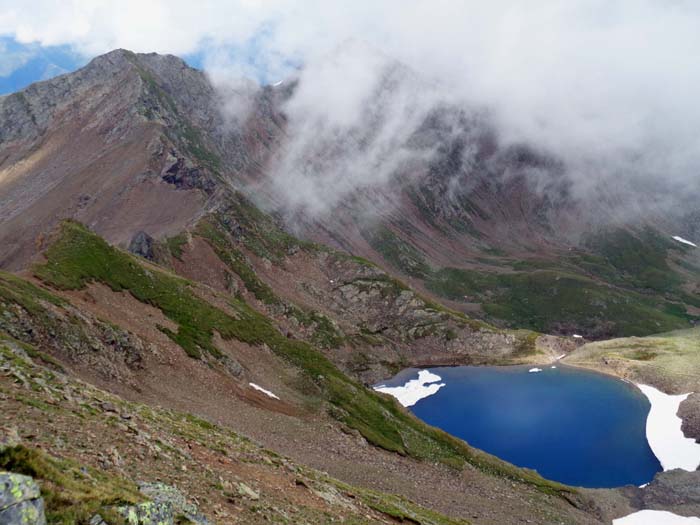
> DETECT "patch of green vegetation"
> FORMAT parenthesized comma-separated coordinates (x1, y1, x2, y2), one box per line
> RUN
(21, 345, 65, 372)
(426, 266, 691, 337)
(0, 445, 141, 524)
(513, 330, 540, 358)
(198, 214, 345, 348)
(32, 221, 569, 496)
(511, 259, 563, 272)
(165, 233, 188, 261)
(426, 267, 497, 301)
(349, 330, 385, 348)
(566, 327, 700, 392)
(628, 349, 658, 361)
(486, 271, 689, 337)
(362, 226, 431, 278)
(584, 228, 682, 292)
(196, 219, 280, 305)
(330, 479, 470, 525)
(0, 331, 64, 372)
(0, 271, 66, 316)
(217, 193, 315, 263)
(34, 220, 245, 359)
(286, 305, 346, 349)
(179, 121, 222, 171)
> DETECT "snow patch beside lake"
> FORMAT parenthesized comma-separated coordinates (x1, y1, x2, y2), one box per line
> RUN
(672, 236, 697, 247)
(529, 368, 543, 373)
(614, 510, 700, 524)
(637, 384, 700, 471)
(250, 383, 280, 400)
(374, 370, 445, 407)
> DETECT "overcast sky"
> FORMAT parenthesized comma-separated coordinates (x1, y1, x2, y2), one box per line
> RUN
(2, 1, 699, 217)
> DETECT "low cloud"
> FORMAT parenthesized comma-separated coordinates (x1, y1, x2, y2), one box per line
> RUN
(3, 1, 700, 221)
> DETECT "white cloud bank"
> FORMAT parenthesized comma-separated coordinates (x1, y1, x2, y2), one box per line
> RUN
(3, 1, 700, 218)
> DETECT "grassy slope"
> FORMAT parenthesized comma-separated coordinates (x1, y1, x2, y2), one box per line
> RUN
(30, 220, 569, 496)
(0, 446, 142, 525)
(564, 327, 700, 392)
(426, 267, 689, 337)
(362, 214, 698, 338)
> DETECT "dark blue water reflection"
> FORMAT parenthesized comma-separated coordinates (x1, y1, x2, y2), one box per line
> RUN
(379, 365, 661, 488)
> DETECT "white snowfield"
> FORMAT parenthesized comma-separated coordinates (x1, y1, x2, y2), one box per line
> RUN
(613, 510, 700, 524)
(528, 367, 543, 373)
(249, 382, 280, 400)
(637, 384, 700, 471)
(374, 370, 445, 407)
(672, 236, 698, 247)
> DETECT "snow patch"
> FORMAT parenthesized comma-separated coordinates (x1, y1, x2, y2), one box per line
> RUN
(249, 383, 280, 400)
(637, 384, 700, 471)
(550, 366, 557, 369)
(556, 353, 566, 360)
(672, 236, 697, 247)
(272, 80, 284, 87)
(572, 334, 583, 339)
(613, 510, 700, 524)
(529, 368, 543, 373)
(374, 370, 445, 407)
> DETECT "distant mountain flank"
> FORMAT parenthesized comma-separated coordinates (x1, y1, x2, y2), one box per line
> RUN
(1, 49, 697, 339)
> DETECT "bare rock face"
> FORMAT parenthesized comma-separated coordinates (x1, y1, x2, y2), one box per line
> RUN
(0, 472, 46, 525)
(128, 231, 156, 260)
(643, 470, 700, 508)
(678, 393, 700, 443)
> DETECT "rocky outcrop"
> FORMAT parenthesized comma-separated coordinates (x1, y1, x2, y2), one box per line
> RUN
(679, 393, 700, 443)
(0, 473, 46, 525)
(88, 482, 211, 525)
(0, 288, 147, 384)
(128, 231, 156, 260)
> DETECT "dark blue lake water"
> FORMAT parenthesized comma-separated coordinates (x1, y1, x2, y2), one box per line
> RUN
(378, 365, 661, 488)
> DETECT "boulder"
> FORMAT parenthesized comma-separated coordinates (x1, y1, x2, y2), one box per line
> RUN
(118, 501, 173, 525)
(137, 482, 209, 524)
(128, 231, 156, 261)
(0, 472, 46, 525)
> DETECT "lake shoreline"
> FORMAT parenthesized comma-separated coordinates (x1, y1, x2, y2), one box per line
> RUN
(376, 363, 660, 489)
